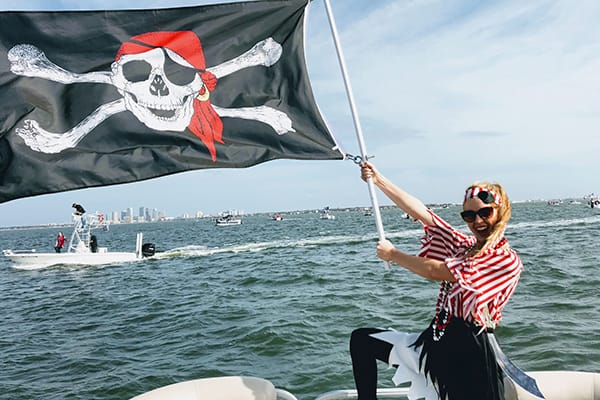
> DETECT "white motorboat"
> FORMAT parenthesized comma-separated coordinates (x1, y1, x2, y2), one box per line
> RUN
(320, 207, 335, 220)
(215, 213, 242, 226)
(128, 371, 600, 400)
(2, 213, 155, 269)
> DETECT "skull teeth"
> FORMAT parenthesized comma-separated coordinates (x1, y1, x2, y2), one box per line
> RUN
(149, 108, 176, 119)
(129, 93, 191, 120)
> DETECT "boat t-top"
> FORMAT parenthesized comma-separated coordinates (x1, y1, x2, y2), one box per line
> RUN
(2, 212, 155, 269)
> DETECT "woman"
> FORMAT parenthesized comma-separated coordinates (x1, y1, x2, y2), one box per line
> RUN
(54, 231, 65, 253)
(350, 161, 523, 400)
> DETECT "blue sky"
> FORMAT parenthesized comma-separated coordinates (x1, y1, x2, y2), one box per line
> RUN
(1, 0, 599, 227)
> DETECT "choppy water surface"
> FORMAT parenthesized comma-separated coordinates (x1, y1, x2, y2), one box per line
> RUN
(1, 202, 599, 400)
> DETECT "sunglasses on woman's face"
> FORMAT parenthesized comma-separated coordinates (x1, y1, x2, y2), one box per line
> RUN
(460, 207, 494, 223)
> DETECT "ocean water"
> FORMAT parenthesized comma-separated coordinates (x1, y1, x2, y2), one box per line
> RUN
(1, 202, 599, 400)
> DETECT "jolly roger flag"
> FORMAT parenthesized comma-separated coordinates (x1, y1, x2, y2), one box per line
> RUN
(0, 0, 344, 204)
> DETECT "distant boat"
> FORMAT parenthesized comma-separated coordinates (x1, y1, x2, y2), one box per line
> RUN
(363, 208, 373, 216)
(272, 214, 283, 221)
(2, 212, 154, 269)
(215, 213, 242, 226)
(590, 196, 600, 209)
(320, 207, 335, 220)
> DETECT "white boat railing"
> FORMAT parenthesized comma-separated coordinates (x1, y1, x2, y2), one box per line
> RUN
(67, 215, 85, 253)
(66, 213, 110, 253)
(315, 387, 409, 400)
(276, 388, 300, 400)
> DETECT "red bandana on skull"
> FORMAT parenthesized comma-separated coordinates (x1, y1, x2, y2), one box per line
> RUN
(115, 31, 223, 161)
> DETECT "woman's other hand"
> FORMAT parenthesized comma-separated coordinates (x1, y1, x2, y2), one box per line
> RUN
(376, 239, 396, 262)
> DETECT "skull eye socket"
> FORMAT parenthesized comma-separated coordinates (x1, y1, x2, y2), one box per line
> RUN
(122, 60, 152, 83)
(163, 54, 198, 86)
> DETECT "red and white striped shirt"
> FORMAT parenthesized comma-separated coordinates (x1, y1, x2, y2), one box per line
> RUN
(417, 210, 522, 328)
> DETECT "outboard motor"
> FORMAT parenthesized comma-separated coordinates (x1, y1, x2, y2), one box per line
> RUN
(141, 242, 156, 257)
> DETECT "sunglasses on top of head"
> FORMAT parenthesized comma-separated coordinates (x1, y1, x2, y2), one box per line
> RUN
(476, 190, 496, 204)
(460, 207, 494, 223)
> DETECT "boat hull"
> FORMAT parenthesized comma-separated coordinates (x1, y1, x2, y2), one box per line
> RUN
(3, 250, 140, 269)
(215, 220, 242, 226)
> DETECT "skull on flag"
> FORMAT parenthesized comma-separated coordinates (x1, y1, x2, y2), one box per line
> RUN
(111, 32, 223, 160)
(8, 31, 295, 160)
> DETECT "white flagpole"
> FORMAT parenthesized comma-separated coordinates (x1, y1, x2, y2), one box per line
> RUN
(322, 0, 391, 270)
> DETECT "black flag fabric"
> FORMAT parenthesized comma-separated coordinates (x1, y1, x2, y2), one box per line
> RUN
(0, 0, 344, 203)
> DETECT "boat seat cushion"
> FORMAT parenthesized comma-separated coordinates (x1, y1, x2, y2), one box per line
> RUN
(504, 371, 600, 400)
(129, 376, 277, 400)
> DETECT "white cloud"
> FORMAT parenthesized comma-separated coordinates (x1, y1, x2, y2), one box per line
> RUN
(312, 1, 600, 190)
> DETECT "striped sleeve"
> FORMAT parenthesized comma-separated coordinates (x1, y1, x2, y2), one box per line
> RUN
(446, 248, 523, 326)
(417, 210, 474, 261)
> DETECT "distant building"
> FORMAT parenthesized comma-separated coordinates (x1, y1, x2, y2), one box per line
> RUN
(137, 206, 154, 222)
(121, 208, 133, 223)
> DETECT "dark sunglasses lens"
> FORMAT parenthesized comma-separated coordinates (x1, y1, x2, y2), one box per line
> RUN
(461, 207, 493, 222)
(479, 207, 494, 218)
(460, 211, 476, 222)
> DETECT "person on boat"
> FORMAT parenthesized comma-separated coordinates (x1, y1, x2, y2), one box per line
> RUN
(72, 203, 86, 216)
(350, 161, 523, 400)
(54, 231, 65, 253)
(72, 203, 87, 228)
(89, 235, 98, 253)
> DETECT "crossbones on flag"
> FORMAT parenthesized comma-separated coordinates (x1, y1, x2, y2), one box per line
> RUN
(0, 0, 344, 203)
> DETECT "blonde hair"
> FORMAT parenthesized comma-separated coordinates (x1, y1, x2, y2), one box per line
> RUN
(465, 181, 511, 256)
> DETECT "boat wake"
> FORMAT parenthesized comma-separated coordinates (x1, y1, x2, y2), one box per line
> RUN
(154, 228, 423, 260)
(512, 214, 600, 230)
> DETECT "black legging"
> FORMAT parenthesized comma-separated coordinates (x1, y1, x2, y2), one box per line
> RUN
(350, 328, 394, 400)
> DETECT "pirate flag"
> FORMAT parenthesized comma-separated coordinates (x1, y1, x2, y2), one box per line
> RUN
(0, 0, 344, 203)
